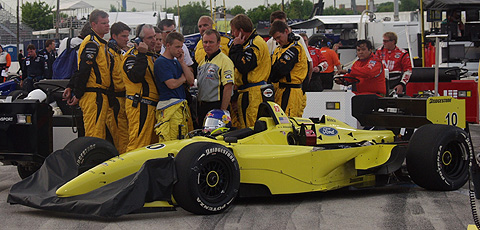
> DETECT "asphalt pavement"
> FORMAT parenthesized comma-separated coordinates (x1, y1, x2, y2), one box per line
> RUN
(1, 125, 480, 230)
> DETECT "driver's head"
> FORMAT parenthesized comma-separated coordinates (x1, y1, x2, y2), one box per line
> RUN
(203, 109, 232, 135)
(356, 40, 373, 60)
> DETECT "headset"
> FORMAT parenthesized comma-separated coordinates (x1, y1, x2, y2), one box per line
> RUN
(319, 38, 333, 49)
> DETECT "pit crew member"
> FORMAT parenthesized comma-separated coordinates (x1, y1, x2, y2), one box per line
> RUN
(270, 21, 308, 117)
(336, 40, 386, 96)
(122, 24, 160, 152)
(38, 39, 56, 79)
(195, 16, 232, 64)
(229, 14, 271, 128)
(197, 29, 234, 124)
(375, 32, 412, 94)
(300, 33, 328, 92)
(318, 37, 342, 90)
(22, 44, 47, 92)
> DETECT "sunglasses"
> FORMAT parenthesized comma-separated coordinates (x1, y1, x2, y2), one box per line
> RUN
(383, 39, 393, 43)
(162, 29, 176, 34)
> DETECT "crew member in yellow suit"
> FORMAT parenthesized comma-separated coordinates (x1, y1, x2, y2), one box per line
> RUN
(122, 24, 159, 152)
(229, 14, 271, 128)
(70, 10, 113, 139)
(269, 21, 308, 117)
(195, 16, 232, 64)
(105, 22, 130, 154)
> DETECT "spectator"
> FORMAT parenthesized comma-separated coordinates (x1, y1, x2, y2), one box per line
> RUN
(0, 45, 12, 82)
(39, 39, 56, 79)
(17, 49, 24, 75)
(22, 44, 47, 92)
(154, 32, 194, 142)
(229, 14, 271, 129)
(335, 40, 386, 96)
(196, 29, 234, 124)
(270, 21, 308, 117)
(375, 32, 412, 94)
(122, 24, 159, 152)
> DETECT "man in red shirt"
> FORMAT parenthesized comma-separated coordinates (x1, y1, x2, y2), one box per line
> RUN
(300, 33, 328, 92)
(336, 40, 386, 96)
(375, 32, 412, 94)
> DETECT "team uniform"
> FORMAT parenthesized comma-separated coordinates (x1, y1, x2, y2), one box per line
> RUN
(305, 45, 328, 92)
(122, 48, 159, 152)
(229, 30, 271, 128)
(194, 34, 232, 64)
(345, 54, 386, 96)
(197, 49, 235, 122)
(154, 55, 193, 142)
(73, 31, 113, 139)
(38, 49, 55, 79)
(375, 46, 412, 92)
(22, 55, 47, 92)
(319, 47, 341, 89)
(106, 40, 129, 154)
(0, 50, 11, 82)
(271, 39, 308, 117)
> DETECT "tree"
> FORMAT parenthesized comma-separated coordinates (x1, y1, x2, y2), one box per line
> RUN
(246, 4, 281, 25)
(286, 0, 313, 20)
(376, 2, 394, 12)
(21, 1, 54, 31)
(400, 0, 419, 11)
(322, 6, 354, 15)
(229, 5, 245, 16)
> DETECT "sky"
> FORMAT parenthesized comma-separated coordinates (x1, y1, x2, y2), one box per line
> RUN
(2, 0, 389, 13)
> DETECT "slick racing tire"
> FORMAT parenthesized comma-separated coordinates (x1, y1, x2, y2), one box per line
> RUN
(406, 124, 471, 191)
(64, 137, 119, 175)
(173, 142, 240, 215)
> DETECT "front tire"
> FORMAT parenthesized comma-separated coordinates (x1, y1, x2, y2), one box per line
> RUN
(173, 142, 240, 215)
(406, 124, 471, 190)
(63, 137, 119, 175)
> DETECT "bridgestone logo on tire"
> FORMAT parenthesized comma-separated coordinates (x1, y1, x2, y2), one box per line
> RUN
(205, 147, 235, 162)
(76, 144, 95, 166)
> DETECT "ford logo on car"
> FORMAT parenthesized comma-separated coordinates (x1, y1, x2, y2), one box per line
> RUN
(319, 127, 338, 136)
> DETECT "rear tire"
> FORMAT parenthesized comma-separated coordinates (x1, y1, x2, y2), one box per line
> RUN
(8, 90, 28, 100)
(173, 142, 240, 215)
(406, 124, 471, 190)
(63, 137, 119, 175)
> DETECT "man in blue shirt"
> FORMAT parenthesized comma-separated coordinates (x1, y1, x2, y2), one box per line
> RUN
(154, 32, 194, 141)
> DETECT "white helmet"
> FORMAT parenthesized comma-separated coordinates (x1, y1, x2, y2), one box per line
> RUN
(25, 89, 47, 102)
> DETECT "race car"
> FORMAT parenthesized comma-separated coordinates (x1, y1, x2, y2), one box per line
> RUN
(8, 97, 473, 217)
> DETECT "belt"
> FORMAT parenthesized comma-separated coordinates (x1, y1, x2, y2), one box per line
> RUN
(279, 82, 302, 88)
(238, 81, 266, 90)
(86, 87, 120, 109)
(115, 91, 126, 97)
(126, 95, 158, 107)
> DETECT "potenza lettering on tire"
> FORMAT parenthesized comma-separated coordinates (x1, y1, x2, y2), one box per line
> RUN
(76, 144, 95, 166)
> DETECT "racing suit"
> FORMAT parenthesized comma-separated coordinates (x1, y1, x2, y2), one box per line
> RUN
(0, 50, 11, 82)
(271, 40, 308, 117)
(73, 31, 113, 139)
(38, 48, 55, 79)
(106, 41, 129, 154)
(305, 45, 328, 92)
(345, 54, 386, 96)
(195, 34, 232, 64)
(122, 48, 159, 152)
(375, 46, 412, 92)
(229, 30, 271, 128)
(22, 54, 47, 92)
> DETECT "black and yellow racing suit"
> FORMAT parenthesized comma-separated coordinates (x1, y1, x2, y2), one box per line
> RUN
(229, 30, 271, 128)
(105, 41, 129, 154)
(122, 48, 159, 152)
(73, 31, 113, 139)
(271, 40, 308, 117)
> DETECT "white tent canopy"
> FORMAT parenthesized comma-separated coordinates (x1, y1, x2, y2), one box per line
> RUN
(59, 1, 94, 11)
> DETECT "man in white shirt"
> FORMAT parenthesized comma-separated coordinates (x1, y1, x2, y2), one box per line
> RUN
(157, 19, 194, 67)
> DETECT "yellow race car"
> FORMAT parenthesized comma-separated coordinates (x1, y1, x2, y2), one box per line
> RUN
(8, 97, 473, 217)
